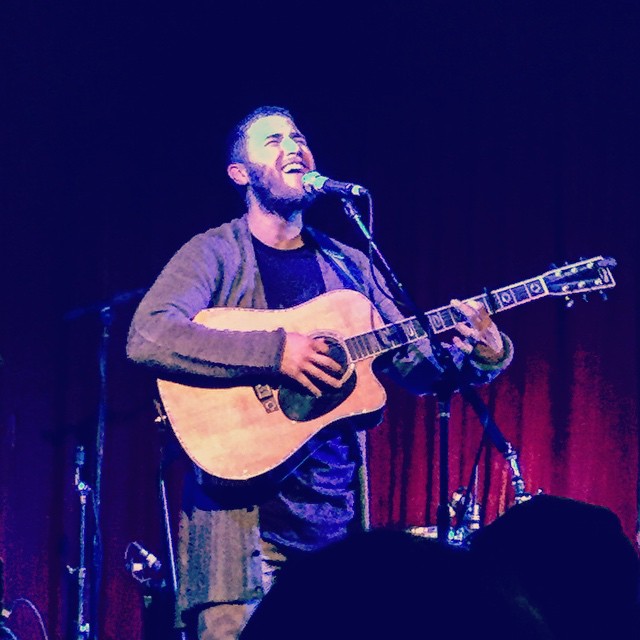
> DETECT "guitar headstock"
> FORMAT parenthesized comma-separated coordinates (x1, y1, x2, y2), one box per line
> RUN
(542, 256, 617, 299)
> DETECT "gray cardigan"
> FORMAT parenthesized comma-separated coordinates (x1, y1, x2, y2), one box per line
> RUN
(127, 214, 512, 620)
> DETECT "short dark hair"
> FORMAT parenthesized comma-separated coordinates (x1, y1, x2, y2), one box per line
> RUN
(226, 105, 294, 165)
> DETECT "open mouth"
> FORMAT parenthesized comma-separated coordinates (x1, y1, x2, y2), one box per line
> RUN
(282, 162, 306, 174)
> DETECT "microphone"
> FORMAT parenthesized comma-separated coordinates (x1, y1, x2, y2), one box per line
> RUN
(302, 171, 368, 197)
(131, 542, 162, 571)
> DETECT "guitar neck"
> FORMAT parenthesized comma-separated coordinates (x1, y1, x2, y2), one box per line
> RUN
(346, 275, 549, 361)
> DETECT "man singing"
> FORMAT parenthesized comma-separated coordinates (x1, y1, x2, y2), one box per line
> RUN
(127, 105, 512, 639)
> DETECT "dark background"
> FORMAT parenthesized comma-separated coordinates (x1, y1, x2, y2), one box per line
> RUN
(2, 2, 639, 639)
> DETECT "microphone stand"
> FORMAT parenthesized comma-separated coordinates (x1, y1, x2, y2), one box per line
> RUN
(341, 199, 461, 543)
(340, 199, 524, 545)
(152, 401, 187, 640)
(64, 287, 147, 639)
(72, 446, 92, 639)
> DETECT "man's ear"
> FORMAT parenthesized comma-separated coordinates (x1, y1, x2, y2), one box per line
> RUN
(227, 163, 249, 186)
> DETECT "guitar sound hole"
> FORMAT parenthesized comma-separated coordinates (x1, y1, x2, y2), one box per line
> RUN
(279, 335, 356, 422)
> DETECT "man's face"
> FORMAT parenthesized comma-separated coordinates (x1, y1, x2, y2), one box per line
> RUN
(241, 114, 317, 213)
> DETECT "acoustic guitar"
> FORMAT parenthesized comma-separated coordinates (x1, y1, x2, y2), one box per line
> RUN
(157, 256, 616, 483)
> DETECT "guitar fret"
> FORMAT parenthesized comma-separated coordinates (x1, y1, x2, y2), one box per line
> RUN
(444, 307, 465, 325)
(428, 311, 446, 332)
(374, 329, 388, 351)
(515, 285, 531, 302)
(350, 333, 378, 359)
(367, 330, 382, 355)
(401, 319, 419, 341)
(387, 325, 405, 347)
(489, 291, 503, 311)
(524, 277, 547, 298)
(381, 325, 402, 349)
(461, 294, 494, 315)
(427, 294, 497, 332)
(495, 277, 548, 309)
(438, 308, 452, 328)
(477, 295, 493, 314)
(372, 329, 388, 352)
(361, 332, 376, 355)
(411, 318, 428, 340)
(352, 335, 362, 358)
(346, 337, 359, 360)
(495, 287, 519, 308)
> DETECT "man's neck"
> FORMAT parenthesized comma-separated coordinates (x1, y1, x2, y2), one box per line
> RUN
(246, 200, 305, 250)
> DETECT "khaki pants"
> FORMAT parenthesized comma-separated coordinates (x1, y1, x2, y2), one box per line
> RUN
(195, 539, 287, 640)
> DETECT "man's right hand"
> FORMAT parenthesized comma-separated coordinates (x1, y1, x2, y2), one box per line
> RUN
(279, 332, 344, 397)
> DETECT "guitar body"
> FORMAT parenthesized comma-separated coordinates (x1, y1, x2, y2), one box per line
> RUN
(157, 290, 388, 482)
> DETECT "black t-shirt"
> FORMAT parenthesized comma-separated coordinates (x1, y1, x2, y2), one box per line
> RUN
(252, 235, 358, 552)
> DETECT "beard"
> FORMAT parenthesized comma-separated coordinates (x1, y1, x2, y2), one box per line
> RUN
(245, 162, 316, 218)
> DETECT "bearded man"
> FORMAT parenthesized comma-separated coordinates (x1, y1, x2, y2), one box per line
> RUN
(127, 105, 512, 639)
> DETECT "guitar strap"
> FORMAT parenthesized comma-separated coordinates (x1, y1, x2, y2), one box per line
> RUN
(306, 228, 365, 291)
(305, 227, 394, 325)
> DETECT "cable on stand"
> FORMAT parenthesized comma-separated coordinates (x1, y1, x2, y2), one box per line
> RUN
(0, 598, 50, 640)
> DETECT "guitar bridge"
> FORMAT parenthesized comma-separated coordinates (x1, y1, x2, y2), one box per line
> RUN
(253, 384, 280, 414)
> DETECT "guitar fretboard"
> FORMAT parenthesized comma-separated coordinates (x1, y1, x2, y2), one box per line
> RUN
(345, 276, 549, 361)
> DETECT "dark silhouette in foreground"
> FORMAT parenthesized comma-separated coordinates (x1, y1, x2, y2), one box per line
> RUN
(241, 528, 552, 639)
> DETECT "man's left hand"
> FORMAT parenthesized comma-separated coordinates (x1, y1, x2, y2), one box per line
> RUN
(450, 298, 505, 364)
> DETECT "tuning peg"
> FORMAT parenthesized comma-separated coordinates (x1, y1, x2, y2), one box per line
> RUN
(600, 291, 608, 301)
(565, 296, 575, 308)
(582, 294, 589, 302)
(549, 263, 557, 269)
